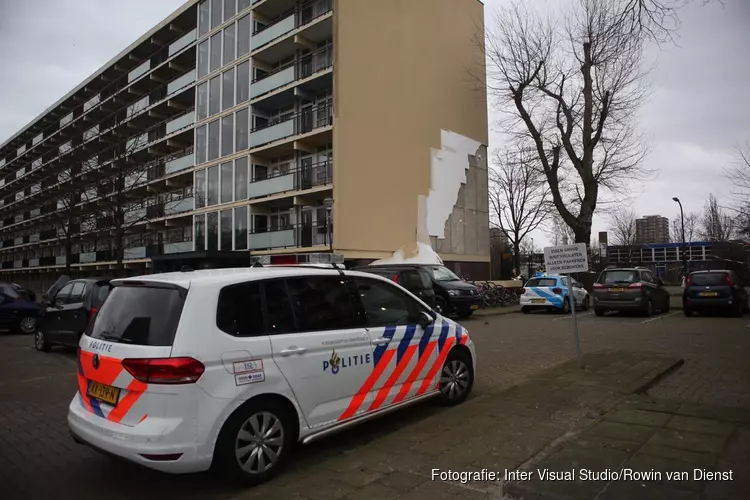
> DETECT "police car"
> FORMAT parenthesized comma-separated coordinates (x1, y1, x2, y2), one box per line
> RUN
(68, 265, 476, 484)
(520, 274, 590, 313)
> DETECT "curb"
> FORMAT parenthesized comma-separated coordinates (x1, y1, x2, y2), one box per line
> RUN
(633, 358, 686, 394)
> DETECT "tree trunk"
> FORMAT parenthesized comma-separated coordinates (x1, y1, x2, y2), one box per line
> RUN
(513, 241, 521, 273)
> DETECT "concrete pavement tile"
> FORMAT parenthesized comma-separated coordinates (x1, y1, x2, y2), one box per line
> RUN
(666, 415, 735, 438)
(334, 469, 386, 488)
(623, 452, 705, 491)
(603, 409, 672, 427)
(617, 397, 682, 414)
(374, 470, 429, 492)
(266, 475, 356, 500)
(723, 427, 750, 463)
(639, 443, 718, 468)
(340, 482, 402, 500)
(598, 481, 700, 500)
(702, 460, 750, 499)
(676, 403, 750, 425)
(397, 480, 489, 500)
(569, 434, 642, 453)
(649, 428, 729, 455)
(585, 420, 658, 443)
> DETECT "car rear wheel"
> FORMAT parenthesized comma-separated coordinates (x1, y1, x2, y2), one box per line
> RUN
(562, 298, 571, 314)
(643, 299, 653, 317)
(17, 316, 37, 335)
(34, 331, 50, 351)
(521, 306, 530, 314)
(663, 297, 670, 313)
(733, 301, 744, 318)
(436, 349, 473, 406)
(581, 295, 590, 311)
(213, 399, 296, 485)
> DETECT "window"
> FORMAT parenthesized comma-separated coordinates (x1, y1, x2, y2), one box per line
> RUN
(525, 278, 558, 287)
(208, 119, 220, 161)
(69, 282, 87, 303)
(599, 270, 638, 285)
(197, 82, 208, 120)
(223, 0, 236, 22)
(222, 24, 236, 65)
(690, 272, 728, 286)
(210, 33, 222, 73)
(198, 41, 209, 78)
(237, 15, 251, 57)
(207, 211, 219, 251)
(354, 278, 416, 327)
(87, 286, 186, 347)
(221, 114, 234, 157)
(195, 169, 206, 208)
(92, 283, 110, 308)
(220, 209, 233, 250)
(194, 214, 206, 251)
(55, 283, 74, 305)
(217, 282, 263, 336)
(429, 266, 461, 282)
(209, 76, 221, 116)
(198, 1, 210, 36)
(210, 0, 222, 29)
(235, 107, 249, 151)
(222, 68, 235, 110)
(284, 277, 358, 332)
(253, 115, 268, 129)
(253, 164, 267, 181)
(642, 271, 655, 284)
(234, 156, 248, 200)
(220, 162, 233, 203)
(207, 165, 219, 205)
(401, 270, 426, 290)
(237, 61, 250, 103)
(238, 0, 252, 13)
(234, 205, 248, 250)
(263, 280, 296, 335)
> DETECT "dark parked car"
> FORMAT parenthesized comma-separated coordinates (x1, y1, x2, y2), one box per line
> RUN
(683, 270, 748, 317)
(352, 264, 481, 318)
(0, 289, 43, 334)
(352, 265, 436, 309)
(0, 282, 36, 303)
(35, 276, 112, 351)
(592, 267, 670, 317)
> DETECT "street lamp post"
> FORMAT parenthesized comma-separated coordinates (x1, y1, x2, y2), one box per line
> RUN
(323, 197, 334, 253)
(672, 197, 687, 277)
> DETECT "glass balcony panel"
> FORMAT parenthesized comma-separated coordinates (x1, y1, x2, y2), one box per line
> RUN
(164, 241, 194, 254)
(249, 120, 294, 147)
(248, 172, 294, 198)
(124, 246, 147, 260)
(128, 60, 151, 83)
(166, 113, 195, 135)
(127, 96, 150, 118)
(251, 14, 295, 49)
(79, 252, 97, 263)
(29, 258, 40, 267)
(168, 71, 196, 95)
(165, 154, 195, 174)
(165, 197, 194, 215)
(249, 228, 295, 250)
(169, 28, 197, 56)
(55, 256, 67, 266)
(250, 66, 294, 98)
(84, 94, 101, 112)
(127, 133, 149, 152)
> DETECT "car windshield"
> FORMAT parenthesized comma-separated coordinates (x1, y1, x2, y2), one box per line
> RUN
(690, 273, 728, 286)
(599, 271, 638, 284)
(526, 278, 558, 287)
(430, 266, 461, 282)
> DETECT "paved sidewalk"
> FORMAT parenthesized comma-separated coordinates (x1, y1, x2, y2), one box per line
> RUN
(505, 395, 750, 500)
(232, 351, 682, 500)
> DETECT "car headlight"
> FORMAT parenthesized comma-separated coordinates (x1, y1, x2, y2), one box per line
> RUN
(448, 290, 460, 296)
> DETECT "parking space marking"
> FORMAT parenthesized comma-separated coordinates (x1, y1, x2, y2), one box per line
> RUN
(641, 311, 680, 324)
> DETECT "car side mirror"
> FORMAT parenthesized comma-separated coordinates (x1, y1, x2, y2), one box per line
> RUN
(419, 310, 435, 329)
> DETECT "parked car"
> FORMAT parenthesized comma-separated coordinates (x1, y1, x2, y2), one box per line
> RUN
(0, 289, 43, 334)
(352, 265, 436, 309)
(352, 264, 481, 318)
(683, 269, 749, 317)
(592, 267, 670, 316)
(520, 275, 589, 314)
(35, 276, 112, 351)
(68, 265, 476, 484)
(0, 282, 36, 303)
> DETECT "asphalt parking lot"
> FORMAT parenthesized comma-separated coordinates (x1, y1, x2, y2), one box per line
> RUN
(1, 309, 748, 500)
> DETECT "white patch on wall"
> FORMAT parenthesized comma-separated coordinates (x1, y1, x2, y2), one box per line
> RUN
(426, 130, 482, 239)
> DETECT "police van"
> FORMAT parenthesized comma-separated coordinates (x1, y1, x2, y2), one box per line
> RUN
(68, 265, 476, 484)
(520, 274, 590, 313)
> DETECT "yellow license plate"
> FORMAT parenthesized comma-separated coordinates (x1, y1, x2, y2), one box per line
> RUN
(88, 381, 121, 406)
(470, 304, 479, 310)
(699, 291, 718, 297)
(610, 288, 625, 292)
(532, 299, 546, 304)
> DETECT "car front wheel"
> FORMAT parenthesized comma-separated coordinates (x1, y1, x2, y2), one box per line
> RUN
(34, 331, 51, 351)
(436, 349, 473, 406)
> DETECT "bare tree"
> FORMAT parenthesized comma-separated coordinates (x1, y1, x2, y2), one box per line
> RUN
(724, 142, 750, 238)
(545, 211, 577, 246)
(670, 212, 699, 243)
(48, 165, 83, 276)
(479, 0, 709, 245)
(698, 194, 735, 242)
(488, 149, 552, 271)
(608, 207, 638, 245)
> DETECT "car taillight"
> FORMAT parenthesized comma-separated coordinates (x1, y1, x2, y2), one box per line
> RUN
(520, 287, 526, 294)
(89, 307, 98, 322)
(628, 282, 644, 288)
(686, 277, 692, 287)
(122, 357, 205, 385)
(593, 283, 604, 288)
(393, 274, 399, 284)
(552, 287, 562, 294)
(726, 274, 733, 286)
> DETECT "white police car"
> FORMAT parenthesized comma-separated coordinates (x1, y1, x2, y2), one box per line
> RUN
(68, 265, 476, 484)
(520, 275, 590, 313)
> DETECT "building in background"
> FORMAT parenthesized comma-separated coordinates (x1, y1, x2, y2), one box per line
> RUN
(636, 215, 670, 244)
(0, 0, 489, 291)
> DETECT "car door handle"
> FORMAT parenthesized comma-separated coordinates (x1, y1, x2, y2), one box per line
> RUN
(371, 338, 391, 346)
(279, 347, 306, 356)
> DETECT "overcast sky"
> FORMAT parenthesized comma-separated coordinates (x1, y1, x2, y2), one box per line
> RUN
(0, 0, 748, 248)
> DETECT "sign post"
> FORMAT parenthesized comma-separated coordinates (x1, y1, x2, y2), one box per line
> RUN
(543, 243, 589, 369)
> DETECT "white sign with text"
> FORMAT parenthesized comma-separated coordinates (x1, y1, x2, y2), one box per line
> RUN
(543, 243, 589, 274)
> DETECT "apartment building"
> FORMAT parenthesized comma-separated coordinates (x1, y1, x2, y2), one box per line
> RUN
(0, 0, 490, 289)
(636, 215, 670, 244)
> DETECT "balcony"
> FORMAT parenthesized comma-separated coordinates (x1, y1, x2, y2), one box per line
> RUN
(251, 0, 333, 63)
(128, 60, 151, 83)
(249, 160, 332, 198)
(164, 240, 194, 254)
(252, 14, 295, 50)
(124, 246, 147, 260)
(166, 113, 195, 135)
(250, 46, 333, 100)
(167, 71, 196, 95)
(80, 252, 97, 264)
(249, 227, 296, 250)
(165, 153, 194, 175)
(249, 103, 332, 149)
(169, 28, 197, 57)
(165, 197, 194, 215)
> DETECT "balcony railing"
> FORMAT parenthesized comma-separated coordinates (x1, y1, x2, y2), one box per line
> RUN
(249, 221, 331, 250)
(165, 196, 194, 215)
(251, 46, 333, 99)
(251, 0, 332, 51)
(164, 240, 194, 254)
(166, 113, 195, 135)
(165, 153, 194, 174)
(169, 28, 197, 57)
(249, 102, 332, 148)
(249, 160, 332, 198)
(128, 60, 151, 83)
